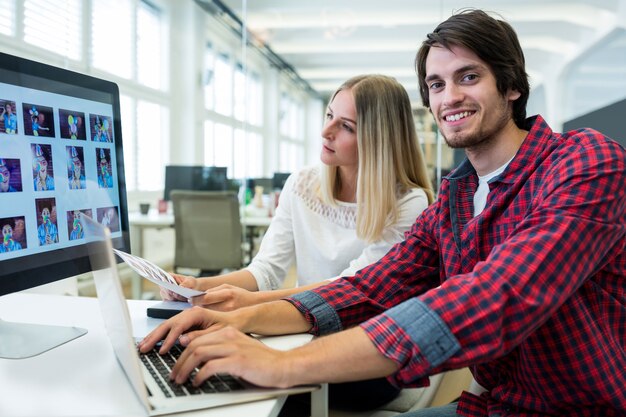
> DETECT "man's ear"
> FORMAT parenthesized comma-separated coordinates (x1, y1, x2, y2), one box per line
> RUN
(507, 89, 521, 101)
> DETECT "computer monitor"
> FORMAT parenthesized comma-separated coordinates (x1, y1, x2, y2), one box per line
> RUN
(272, 172, 291, 190)
(163, 165, 228, 201)
(0, 52, 129, 359)
(246, 177, 273, 194)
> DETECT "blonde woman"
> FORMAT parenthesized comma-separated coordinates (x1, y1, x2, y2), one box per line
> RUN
(164, 75, 433, 312)
(165, 75, 433, 313)
(161, 74, 434, 410)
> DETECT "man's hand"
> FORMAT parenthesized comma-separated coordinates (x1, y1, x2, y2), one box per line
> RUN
(188, 284, 259, 311)
(170, 327, 294, 388)
(138, 306, 244, 354)
(160, 273, 197, 302)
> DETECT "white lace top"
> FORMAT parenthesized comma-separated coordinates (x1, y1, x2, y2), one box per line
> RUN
(245, 166, 430, 291)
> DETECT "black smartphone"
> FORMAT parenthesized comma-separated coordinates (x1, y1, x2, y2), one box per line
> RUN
(146, 301, 191, 319)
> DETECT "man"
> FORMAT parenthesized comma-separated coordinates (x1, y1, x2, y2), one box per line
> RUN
(1, 102, 17, 134)
(32, 144, 54, 191)
(0, 222, 22, 253)
(68, 146, 86, 190)
(140, 9, 625, 417)
(101, 207, 117, 230)
(69, 210, 84, 240)
(0, 159, 17, 192)
(97, 148, 113, 188)
(37, 206, 58, 246)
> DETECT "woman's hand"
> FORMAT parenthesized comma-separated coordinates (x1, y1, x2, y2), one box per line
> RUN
(188, 284, 260, 311)
(160, 273, 198, 302)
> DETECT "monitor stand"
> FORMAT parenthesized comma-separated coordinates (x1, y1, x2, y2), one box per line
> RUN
(0, 318, 87, 359)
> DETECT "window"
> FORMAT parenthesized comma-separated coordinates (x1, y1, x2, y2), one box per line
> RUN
(214, 123, 233, 174)
(120, 95, 136, 190)
(279, 142, 304, 173)
(234, 63, 246, 121)
(214, 53, 233, 116)
(244, 131, 263, 177)
(24, 0, 82, 60)
(203, 45, 216, 110)
(91, 0, 167, 191)
(205, 121, 234, 176)
(203, 43, 264, 179)
(137, 0, 163, 89)
(136, 100, 167, 191)
(91, 0, 133, 79)
(0, 0, 15, 36)
(246, 72, 262, 126)
(278, 91, 305, 172)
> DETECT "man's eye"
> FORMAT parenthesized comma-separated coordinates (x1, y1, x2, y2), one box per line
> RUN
(429, 82, 443, 90)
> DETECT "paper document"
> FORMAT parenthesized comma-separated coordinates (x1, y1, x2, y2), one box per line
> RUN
(112, 249, 204, 299)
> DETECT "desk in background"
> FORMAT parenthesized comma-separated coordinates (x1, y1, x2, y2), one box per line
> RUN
(0, 293, 327, 417)
(128, 210, 272, 299)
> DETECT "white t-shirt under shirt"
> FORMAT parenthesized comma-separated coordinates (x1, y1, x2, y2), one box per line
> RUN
(245, 166, 430, 291)
(473, 156, 515, 217)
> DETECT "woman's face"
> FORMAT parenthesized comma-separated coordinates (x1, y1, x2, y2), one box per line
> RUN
(320, 89, 358, 169)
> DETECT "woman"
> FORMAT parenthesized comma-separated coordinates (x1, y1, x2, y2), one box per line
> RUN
(164, 74, 434, 312)
(162, 74, 434, 411)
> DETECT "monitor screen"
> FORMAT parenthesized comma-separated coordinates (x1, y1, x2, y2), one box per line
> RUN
(247, 177, 273, 194)
(272, 172, 291, 190)
(163, 165, 228, 201)
(0, 52, 129, 297)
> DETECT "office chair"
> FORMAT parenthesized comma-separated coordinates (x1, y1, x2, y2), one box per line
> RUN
(171, 190, 243, 276)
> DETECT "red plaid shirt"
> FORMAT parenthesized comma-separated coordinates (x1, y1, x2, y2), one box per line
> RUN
(288, 116, 626, 416)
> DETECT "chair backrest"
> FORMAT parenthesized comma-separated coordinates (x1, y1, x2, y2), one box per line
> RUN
(171, 190, 242, 274)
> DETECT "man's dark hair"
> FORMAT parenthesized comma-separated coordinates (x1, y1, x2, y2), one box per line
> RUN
(415, 9, 530, 128)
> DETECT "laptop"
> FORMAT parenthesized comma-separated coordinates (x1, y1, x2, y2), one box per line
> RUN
(84, 216, 317, 415)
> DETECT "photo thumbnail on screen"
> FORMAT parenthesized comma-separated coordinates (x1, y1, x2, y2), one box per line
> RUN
(59, 109, 86, 140)
(23, 104, 54, 137)
(0, 158, 22, 193)
(0, 216, 27, 253)
(0, 100, 18, 134)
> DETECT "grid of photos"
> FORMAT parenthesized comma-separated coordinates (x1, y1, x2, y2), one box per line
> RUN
(1, 89, 121, 258)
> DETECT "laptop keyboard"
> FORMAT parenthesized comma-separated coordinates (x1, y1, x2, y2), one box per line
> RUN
(139, 343, 245, 397)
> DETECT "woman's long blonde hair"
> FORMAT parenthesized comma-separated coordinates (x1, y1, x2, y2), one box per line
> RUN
(319, 74, 434, 243)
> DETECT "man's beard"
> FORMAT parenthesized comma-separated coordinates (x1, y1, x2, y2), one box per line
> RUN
(440, 101, 511, 151)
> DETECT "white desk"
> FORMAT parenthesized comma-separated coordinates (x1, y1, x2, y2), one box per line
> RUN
(0, 293, 327, 417)
(127, 211, 272, 298)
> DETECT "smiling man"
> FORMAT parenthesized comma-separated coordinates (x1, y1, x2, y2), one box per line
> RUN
(140, 9, 625, 417)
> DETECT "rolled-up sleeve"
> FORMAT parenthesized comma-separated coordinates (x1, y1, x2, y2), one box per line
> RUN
(360, 298, 460, 386)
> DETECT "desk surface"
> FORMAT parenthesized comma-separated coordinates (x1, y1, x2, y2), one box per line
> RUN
(0, 293, 314, 417)
(129, 210, 272, 228)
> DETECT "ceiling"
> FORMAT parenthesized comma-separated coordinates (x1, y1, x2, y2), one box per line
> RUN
(214, 0, 626, 120)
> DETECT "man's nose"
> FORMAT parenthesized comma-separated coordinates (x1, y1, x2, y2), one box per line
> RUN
(443, 84, 464, 106)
